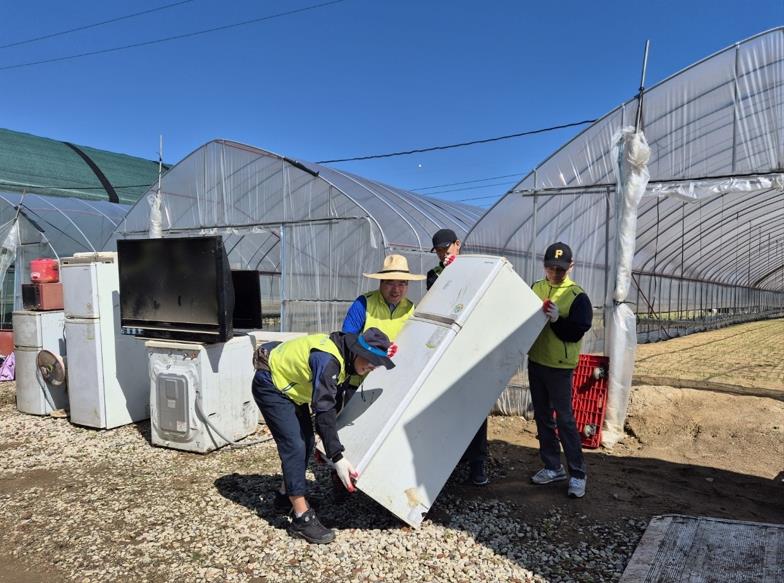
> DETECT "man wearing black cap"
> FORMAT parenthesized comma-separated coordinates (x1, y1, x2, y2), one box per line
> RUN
(528, 242, 593, 498)
(251, 328, 396, 543)
(426, 228, 461, 291)
(426, 228, 489, 487)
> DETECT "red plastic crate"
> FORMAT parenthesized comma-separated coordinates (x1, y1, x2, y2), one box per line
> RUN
(571, 354, 609, 448)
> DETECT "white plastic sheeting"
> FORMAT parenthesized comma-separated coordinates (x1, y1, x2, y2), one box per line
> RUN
(112, 140, 483, 333)
(0, 192, 128, 324)
(466, 28, 784, 428)
(604, 128, 651, 447)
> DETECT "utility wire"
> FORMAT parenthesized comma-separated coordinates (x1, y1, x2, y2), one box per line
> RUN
(0, 0, 197, 49)
(315, 119, 596, 163)
(456, 193, 505, 203)
(419, 180, 517, 196)
(410, 172, 523, 191)
(0, 0, 348, 72)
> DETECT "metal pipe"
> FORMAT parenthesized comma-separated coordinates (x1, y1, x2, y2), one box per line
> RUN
(635, 40, 651, 133)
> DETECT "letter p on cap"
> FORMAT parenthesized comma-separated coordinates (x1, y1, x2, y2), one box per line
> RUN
(555, 249, 563, 258)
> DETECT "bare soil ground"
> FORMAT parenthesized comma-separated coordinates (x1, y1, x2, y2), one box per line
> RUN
(476, 318, 784, 530)
(0, 319, 782, 582)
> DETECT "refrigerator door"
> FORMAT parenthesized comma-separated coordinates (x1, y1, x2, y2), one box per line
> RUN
(415, 255, 506, 327)
(15, 347, 69, 415)
(12, 310, 66, 350)
(65, 319, 107, 428)
(336, 316, 458, 472)
(62, 263, 101, 318)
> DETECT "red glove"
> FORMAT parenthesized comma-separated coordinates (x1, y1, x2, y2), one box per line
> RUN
(444, 254, 457, 267)
(387, 343, 398, 358)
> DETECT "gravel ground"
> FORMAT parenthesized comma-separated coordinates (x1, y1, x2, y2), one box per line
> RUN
(0, 381, 645, 583)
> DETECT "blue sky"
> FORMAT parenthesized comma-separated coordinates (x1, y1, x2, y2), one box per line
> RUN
(2, 0, 782, 206)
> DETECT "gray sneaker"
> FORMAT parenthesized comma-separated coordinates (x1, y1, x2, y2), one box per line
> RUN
(568, 476, 586, 498)
(531, 466, 567, 485)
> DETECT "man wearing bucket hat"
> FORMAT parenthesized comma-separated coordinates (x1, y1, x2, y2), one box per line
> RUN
(342, 254, 426, 343)
(528, 242, 592, 499)
(251, 327, 396, 544)
(425, 228, 489, 487)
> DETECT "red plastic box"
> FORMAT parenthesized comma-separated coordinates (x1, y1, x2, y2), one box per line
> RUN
(30, 258, 60, 283)
(571, 354, 610, 449)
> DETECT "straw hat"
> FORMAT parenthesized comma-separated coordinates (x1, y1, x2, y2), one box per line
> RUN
(363, 254, 426, 281)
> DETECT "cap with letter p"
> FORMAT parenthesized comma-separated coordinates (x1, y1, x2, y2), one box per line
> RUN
(543, 242, 573, 270)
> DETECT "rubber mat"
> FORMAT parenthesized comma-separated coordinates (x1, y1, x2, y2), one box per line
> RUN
(621, 514, 784, 582)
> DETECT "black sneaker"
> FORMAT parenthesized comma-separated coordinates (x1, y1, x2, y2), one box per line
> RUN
(469, 461, 490, 486)
(287, 508, 335, 544)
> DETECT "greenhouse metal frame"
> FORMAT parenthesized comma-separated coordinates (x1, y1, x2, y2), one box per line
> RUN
(0, 192, 129, 327)
(112, 140, 483, 333)
(465, 28, 784, 437)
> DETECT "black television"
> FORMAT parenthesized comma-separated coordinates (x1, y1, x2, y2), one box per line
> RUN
(117, 236, 235, 343)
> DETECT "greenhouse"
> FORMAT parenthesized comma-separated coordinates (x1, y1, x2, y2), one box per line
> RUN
(465, 27, 784, 440)
(0, 127, 163, 328)
(0, 193, 129, 326)
(112, 140, 483, 332)
(0, 127, 164, 204)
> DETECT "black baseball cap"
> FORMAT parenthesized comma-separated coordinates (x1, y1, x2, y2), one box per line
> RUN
(543, 242, 573, 269)
(431, 228, 458, 252)
(345, 327, 396, 369)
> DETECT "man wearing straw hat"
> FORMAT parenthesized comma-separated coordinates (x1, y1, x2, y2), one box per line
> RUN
(341, 253, 426, 347)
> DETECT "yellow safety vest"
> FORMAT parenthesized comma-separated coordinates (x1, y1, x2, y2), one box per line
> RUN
(269, 334, 347, 406)
(347, 290, 415, 387)
(362, 290, 414, 340)
(528, 277, 585, 369)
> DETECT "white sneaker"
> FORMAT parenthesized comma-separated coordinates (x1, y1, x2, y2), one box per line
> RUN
(530, 466, 567, 485)
(568, 476, 586, 498)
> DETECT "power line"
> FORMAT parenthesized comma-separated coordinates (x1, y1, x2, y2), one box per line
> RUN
(315, 119, 596, 163)
(419, 180, 517, 196)
(0, 0, 349, 72)
(410, 172, 523, 191)
(456, 192, 505, 203)
(0, 0, 197, 50)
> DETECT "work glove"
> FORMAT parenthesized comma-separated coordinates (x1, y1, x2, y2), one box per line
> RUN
(443, 254, 457, 267)
(543, 299, 559, 323)
(328, 457, 360, 492)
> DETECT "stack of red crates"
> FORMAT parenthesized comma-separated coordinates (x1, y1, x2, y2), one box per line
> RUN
(571, 354, 610, 449)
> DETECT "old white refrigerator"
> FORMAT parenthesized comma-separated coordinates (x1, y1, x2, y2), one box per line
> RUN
(12, 310, 68, 415)
(61, 253, 149, 429)
(334, 255, 546, 527)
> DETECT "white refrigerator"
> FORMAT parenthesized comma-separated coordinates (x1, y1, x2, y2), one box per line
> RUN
(333, 255, 546, 527)
(12, 310, 68, 415)
(61, 253, 149, 429)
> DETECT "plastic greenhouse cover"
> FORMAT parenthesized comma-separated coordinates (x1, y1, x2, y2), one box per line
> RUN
(467, 27, 784, 294)
(113, 140, 483, 333)
(468, 28, 784, 423)
(0, 192, 128, 256)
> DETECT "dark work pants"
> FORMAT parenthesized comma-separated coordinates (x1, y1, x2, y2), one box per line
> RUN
(251, 370, 314, 496)
(528, 361, 586, 479)
(463, 419, 489, 466)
